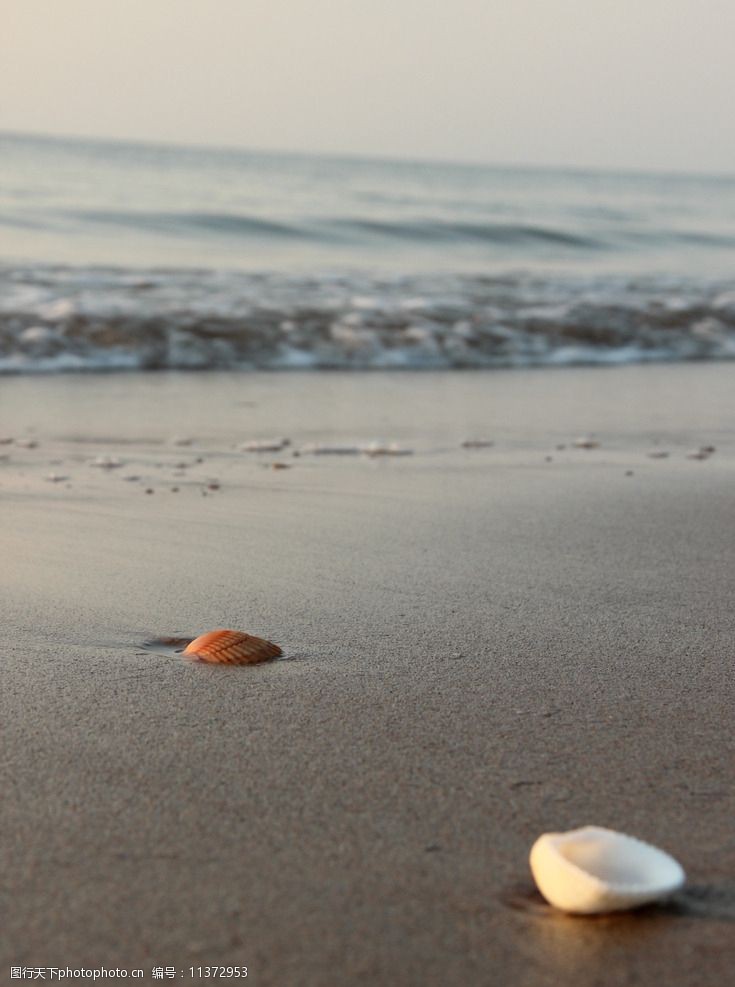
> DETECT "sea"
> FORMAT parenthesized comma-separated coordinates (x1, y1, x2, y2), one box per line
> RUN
(2, 131, 735, 373)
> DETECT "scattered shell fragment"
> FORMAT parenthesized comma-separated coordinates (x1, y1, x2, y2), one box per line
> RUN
(241, 438, 291, 452)
(171, 436, 193, 446)
(45, 473, 69, 483)
(90, 455, 123, 469)
(301, 442, 413, 457)
(462, 440, 494, 449)
(529, 826, 685, 915)
(362, 442, 414, 457)
(573, 437, 600, 449)
(270, 462, 292, 470)
(647, 451, 669, 459)
(183, 629, 282, 665)
(15, 438, 38, 449)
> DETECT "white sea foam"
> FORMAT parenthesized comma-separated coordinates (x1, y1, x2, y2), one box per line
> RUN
(1, 264, 734, 373)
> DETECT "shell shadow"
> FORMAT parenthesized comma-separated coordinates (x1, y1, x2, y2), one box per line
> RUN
(503, 882, 735, 923)
(140, 636, 192, 658)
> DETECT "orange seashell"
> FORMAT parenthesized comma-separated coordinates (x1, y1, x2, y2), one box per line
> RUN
(183, 629, 282, 665)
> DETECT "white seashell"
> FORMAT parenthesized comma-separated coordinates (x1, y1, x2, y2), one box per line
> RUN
(529, 826, 685, 914)
(90, 455, 123, 469)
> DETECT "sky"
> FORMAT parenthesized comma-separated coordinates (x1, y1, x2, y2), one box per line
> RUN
(3, 0, 734, 173)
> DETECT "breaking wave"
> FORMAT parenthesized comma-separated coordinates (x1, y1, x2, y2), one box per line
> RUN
(2, 264, 734, 373)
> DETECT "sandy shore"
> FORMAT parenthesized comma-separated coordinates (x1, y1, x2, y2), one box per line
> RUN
(1, 364, 734, 986)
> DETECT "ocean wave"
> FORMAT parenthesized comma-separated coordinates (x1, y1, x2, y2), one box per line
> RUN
(73, 209, 310, 240)
(328, 219, 601, 248)
(40, 208, 606, 250)
(1, 265, 734, 373)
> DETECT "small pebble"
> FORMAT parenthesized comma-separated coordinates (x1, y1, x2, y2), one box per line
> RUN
(145, 488, 154, 494)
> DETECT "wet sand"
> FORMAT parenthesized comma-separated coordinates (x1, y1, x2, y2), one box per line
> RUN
(1, 364, 734, 986)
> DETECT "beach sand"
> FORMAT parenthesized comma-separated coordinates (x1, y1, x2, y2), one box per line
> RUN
(1, 364, 733, 985)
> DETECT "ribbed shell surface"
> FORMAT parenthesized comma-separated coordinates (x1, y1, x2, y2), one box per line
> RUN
(183, 629, 282, 665)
